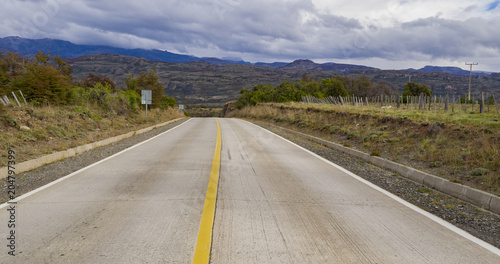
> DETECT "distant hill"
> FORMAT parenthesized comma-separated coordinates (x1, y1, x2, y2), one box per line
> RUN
(407, 65, 491, 76)
(65, 54, 337, 104)
(3, 37, 499, 104)
(65, 54, 500, 104)
(254, 62, 289, 68)
(0, 36, 199, 63)
(283, 59, 377, 73)
(2, 36, 492, 76)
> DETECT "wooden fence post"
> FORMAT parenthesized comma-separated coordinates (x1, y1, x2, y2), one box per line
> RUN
(495, 95, 499, 114)
(444, 93, 449, 112)
(480, 92, 485, 114)
(451, 94, 454, 112)
(464, 94, 467, 112)
(472, 96, 475, 112)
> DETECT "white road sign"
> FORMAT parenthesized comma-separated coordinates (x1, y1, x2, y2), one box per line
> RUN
(141, 90, 152, 105)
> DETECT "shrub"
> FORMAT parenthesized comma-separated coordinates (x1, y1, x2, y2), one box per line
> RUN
(119, 89, 141, 112)
(470, 168, 489, 176)
(67, 86, 86, 106)
(160, 95, 176, 110)
(4, 114, 17, 127)
(347, 131, 359, 140)
(430, 161, 443, 168)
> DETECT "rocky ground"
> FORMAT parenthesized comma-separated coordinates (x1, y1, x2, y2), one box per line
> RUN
(2, 117, 499, 249)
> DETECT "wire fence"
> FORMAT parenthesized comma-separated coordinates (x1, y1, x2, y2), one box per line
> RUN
(302, 92, 499, 114)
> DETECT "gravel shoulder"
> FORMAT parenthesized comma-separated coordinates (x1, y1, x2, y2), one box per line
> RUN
(252, 120, 500, 249)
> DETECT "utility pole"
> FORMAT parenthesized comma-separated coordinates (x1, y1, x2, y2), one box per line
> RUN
(405, 74, 412, 82)
(465, 62, 478, 100)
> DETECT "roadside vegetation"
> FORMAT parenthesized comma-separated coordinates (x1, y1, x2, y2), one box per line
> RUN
(0, 51, 183, 164)
(235, 74, 397, 109)
(183, 104, 223, 117)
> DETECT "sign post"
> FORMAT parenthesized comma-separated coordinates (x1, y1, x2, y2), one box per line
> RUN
(141, 90, 152, 120)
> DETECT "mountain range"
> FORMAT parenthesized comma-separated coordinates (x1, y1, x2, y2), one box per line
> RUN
(0, 36, 492, 75)
(2, 36, 499, 104)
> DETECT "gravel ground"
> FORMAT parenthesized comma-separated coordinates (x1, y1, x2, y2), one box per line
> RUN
(2, 117, 499, 249)
(252, 120, 500, 250)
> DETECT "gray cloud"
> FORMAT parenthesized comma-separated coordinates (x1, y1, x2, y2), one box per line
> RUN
(1, 0, 499, 71)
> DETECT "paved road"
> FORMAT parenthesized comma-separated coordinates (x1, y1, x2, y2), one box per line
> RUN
(1, 118, 499, 263)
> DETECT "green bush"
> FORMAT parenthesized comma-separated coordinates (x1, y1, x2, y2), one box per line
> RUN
(121, 89, 141, 111)
(88, 83, 112, 109)
(471, 168, 489, 176)
(67, 86, 86, 106)
(347, 131, 359, 140)
(3, 114, 17, 127)
(160, 95, 176, 110)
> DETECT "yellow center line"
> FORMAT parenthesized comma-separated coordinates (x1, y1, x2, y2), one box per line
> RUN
(193, 118, 221, 264)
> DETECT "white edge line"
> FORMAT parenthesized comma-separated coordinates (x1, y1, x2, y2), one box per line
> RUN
(242, 119, 500, 257)
(0, 118, 192, 209)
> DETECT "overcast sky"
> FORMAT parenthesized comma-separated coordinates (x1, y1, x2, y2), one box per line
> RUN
(2, 0, 500, 71)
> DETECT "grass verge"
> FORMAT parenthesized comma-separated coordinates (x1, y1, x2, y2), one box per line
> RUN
(1, 104, 184, 165)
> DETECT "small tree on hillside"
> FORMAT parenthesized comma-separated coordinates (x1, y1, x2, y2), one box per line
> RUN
(402, 82, 432, 97)
(8, 51, 72, 105)
(321, 77, 349, 97)
(80, 73, 116, 92)
(0, 52, 25, 94)
(125, 69, 168, 108)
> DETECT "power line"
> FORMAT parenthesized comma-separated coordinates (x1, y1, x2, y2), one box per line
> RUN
(465, 62, 478, 100)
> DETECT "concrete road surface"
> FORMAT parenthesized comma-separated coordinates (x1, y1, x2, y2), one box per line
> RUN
(1, 118, 499, 263)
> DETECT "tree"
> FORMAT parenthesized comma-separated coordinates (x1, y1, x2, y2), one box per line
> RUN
(54, 56, 73, 76)
(160, 95, 176, 109)
(485, 95, 495, 105)
(297, 81, 324, 98)
(251, 84, 275, 103)
(0, 52, 10, 92)
(125, 73, 138, 91)
(320, 77, 349, 97)
(347, 76, 371, 96)
(35, 51, 50, 65)
(235, 88, 252, 109)
(12, 62, 71, 104)
(80, 73, 116, 92)
(402, 82, 431, 97)
(8, 53, 72, 105)
(0, 52, 25, 94)
(125, 69, 165, 108)
(273, 81, 304, 102)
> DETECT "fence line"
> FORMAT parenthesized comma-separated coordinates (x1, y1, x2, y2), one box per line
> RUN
(0, 91, 27, 107)
(302, 92, 499, 114)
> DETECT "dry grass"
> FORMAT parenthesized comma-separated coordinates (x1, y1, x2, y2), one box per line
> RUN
(1, 104, 184, 165)
(227, 102, 500, 195)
